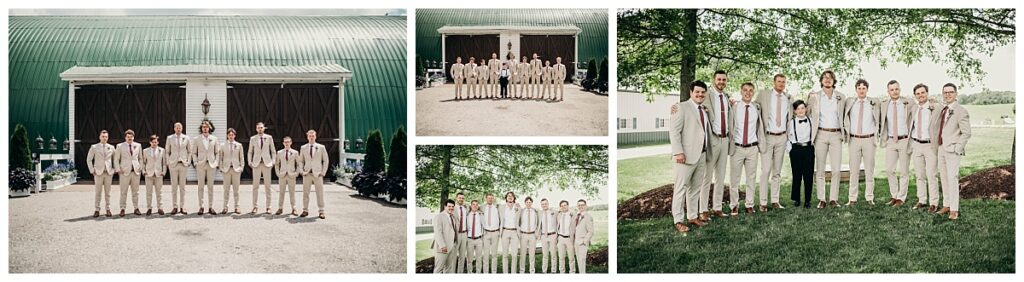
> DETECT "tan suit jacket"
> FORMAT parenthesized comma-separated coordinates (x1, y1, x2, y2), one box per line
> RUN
(113, 141, 143, 175)
(878, 96, 914, 149)
(450, 63, 464, 79)
(669, 100, 711, 165)
(515, 207, 541, 233)
(275, 148, 300, 178)
(464, 63, 477, 79)
(475, 65, 489, 82)
(298, 143, 330, 176)
(433, 212, 458, 253)
(165, 134, 191, 166)
(908, 99, 940, 144)
(931, 102, 971, 155)
(806, 89, 847, 142)
(219, 140, 245, 173)
(843, 97, 883, 141)
(86, 143, 116, 175)
(248, 134, 275, 167)
(573, 212, 594, 245)
(703, 88, 736, 154)
(530, 59, 543, 76)
(191, 134, 219, 169)
(518, 62, 531, 78)
(141, 147, 167, 177)
(488, 58, 500, 75)
(554, 63, 567, 81)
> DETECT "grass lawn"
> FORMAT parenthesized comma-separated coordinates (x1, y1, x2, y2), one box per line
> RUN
(617, 126, 1015, 273)
(415, 211, 609, 273)
(618, 141, 669, 150)
(962, 104, 1014, 125)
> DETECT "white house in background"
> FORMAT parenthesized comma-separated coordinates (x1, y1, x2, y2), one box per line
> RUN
(617, 90, 679, 146)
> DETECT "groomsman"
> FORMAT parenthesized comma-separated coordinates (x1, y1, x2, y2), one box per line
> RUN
(518, 56, 531, 99)
(554, 57, 567, 101)
(669, 80, 711, 232)
(756, 74, 791, 211)
(114, 129, 143, 216)
(530, 53, 543, 98)
(517, 197, 540, 274)
(542, 60, 553, 99)
(299, 129, 330, 219)
(454, 193, 470, 273)
(555, 200, 576, 273)
(248, 122, 276, 214)
(476, 59, 491, 99)
(538, 198, 558, 273)
(704, 70, 733, 218)
(934, 83, 971, 220)
(730, 82, 765, 214)
(843, 79, 882, 206)
(498, 192, 521, 274)
(573, 199, 594, 274)
(274, 136, 300, 216)
(433, 200, 458, 273)
(505, 53, 518, 98)
(481, 193, 501, 273)
(220, 128, 245, 214)
(87, 130, 115, 217)
(806, 70, 846, 208)
(489, 53, 501, 97)
(465, 200, 486, 273)
(465, 57, 478, 99)
(909, 84, 941, 212)
(166, 122, 191, 215)
(451, 57, 465, 99)
(141, 135, 166, 215)
(880, 80, 913, 207)
(192, 121, 219, 215)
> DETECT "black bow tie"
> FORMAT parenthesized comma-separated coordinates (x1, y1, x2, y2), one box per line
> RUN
(798, 119, 808, 124)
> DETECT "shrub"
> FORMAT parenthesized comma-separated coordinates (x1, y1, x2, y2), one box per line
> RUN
(10, 168, 35, 192)
(10, 124, 33, 170)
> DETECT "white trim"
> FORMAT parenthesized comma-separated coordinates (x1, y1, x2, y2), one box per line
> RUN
(338, 78, 347, 163)
(67, 81, 76, 159)
(437, 25, 581, 35)
(60, 64, 353, 82)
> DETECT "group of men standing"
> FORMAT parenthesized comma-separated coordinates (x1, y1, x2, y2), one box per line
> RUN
(84, 121, 332, 220)
(449, 52, 568, 101)
(669, 70, 972, 233)
(432, 192, 594, 274)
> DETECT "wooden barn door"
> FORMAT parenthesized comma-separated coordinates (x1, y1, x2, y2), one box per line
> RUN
(520, 35, 576, 82)
(444, 34, 500, 81)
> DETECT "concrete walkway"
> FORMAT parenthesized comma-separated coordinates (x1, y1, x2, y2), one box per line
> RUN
(617, 144, 671, 160)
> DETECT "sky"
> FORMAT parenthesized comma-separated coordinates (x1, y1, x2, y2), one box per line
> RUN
(836, 43, 1015, 96)
(8, 9, 406, 16)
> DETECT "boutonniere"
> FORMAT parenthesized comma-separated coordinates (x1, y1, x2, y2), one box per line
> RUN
(902, 100, 909, 106)
(869, 100, 876, 106)
(928, 104, 934, 111)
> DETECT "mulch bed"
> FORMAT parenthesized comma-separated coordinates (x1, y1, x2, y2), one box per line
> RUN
(960, 164, 1015, 200)
(618, 184, 744, 220)
(415, 247, 609, 273)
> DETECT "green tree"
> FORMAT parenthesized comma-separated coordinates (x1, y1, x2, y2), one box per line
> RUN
(416, 145, 608, 210)
(618, 9, 1016, 101)
(387, 126, 407, 178)
(10, 124, 33, 170)
(363, 129, 386, 173)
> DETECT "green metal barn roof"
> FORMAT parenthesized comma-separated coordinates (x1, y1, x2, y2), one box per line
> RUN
(415, 9, 608, 65)
(8, 15, 407, 153)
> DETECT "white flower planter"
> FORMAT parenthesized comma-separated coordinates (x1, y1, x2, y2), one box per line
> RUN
(9, 188, 30, 198)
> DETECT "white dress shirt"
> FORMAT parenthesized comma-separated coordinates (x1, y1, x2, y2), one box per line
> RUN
(709, 87, 729, 136)
(519, 208, 537, 232)
(558, 211, 573, 236)
(467, 211, 484, 238)
(501, 203, 517, 229)
(912, 102, 932, 140)
(540, 208, 557, 234)
(788, 117, 813, 144)
(886, 100, 909, 137)
(732, 101, 759, 145)
(850, 98, 876, 135)
(766, 89, 790, 133)
(483, 203, 501, 231)
(818, 90, 840, 129)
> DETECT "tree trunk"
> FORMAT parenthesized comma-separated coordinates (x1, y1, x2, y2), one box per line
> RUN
(439, 146, 452, 211)
(678, 9, 698, 102)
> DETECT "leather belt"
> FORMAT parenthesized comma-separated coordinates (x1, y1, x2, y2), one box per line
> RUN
(912, 138, 931, 144)
(713, 132, 728, 138)
(735, 142, 759, 148)
(469, 236, 482, 240)
(520, 231, 535, 234)
(818, 128, 840, 132)
(502, 227, 517, 231)
(891, 135, 909, 140)
(458, 231, 467, 234)
(485, 229, 500, 232)
(792, 142, 812, 147)
(851, 134, 875, 139)
(544, 232, 556, 236)
(559, 235, 571, 238)
(767, 131, 787, 136)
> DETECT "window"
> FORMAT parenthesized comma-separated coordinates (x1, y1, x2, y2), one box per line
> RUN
(632, 118, 637, 129)
(619, 118, 627, 129)
(660, 118, 665, 128)
(654, 118, 660, 129)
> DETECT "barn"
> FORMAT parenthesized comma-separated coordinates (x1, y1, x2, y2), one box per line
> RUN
(8, 15, 407, 180)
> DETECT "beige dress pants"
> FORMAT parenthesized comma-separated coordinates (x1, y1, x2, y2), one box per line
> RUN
(575, 242, 588, 274)
(251, 165, 272, 209)
(814, 130, 844, 202)
(848, 137, 877, 202)
(94, 173, 113, 211)
(490, 74, 499, 97)
(169, 162, 188, 209)
(483, 230, 500, 273)
(706, 135, 729, 212)
(118, 172, 141, 209)
(530, 74, 542, 97)
(455, 232, 469, 273)
(518, 75, 529, 98)
(911, 141, 940, 206)
(760, 134, 787, 205)
(556, 235, 576, 273)
(453, 77, 463, 97)
(672, 153, 706, 223)
(937, 149, 962, 211)
(222, 170, 241, 210)
(884, 138, 912, 201)
(730, 146, 759, 208)
(518, 232, 537, 273)
(466, 77, 476, 98)
(144, 175, 163, 210)
(196, 165, 216, 209)
(433, 251, 450, 273)
(302, 174, 325, 212)
(467, 237, 485, 273)
(540, 233, 557, 273)
(277, 176, 297, 210)
(499, 229, 519, 273)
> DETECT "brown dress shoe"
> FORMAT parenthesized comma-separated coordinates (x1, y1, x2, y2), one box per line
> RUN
(688, 219, 706, 227)
(937, 207, 950, 215)
(758, 206, 768, 212)
(209, 208, 218, 215)
(158, 209, 165, 215)
(912, 203, 926, 209)
(674, 223, 690, 233)
(133, 209, 142, 215)
(892, 200, 904, 207)
(119, 209, 126, 217)
(291, 209, 299, 216)
(928, 205, 937, 213)
(198, 209, 205, 215)
(105, 210, 112, 217)
(745, 207, 755, 214)
(949, 211, 959, 220)
(221, 209, 229, 214)
(845, 201, 857, 207)
(146, 209, 152, 216)
(180, 209, 188, 215)
(699, 212, 710, 222)
(170, 208, 179, 214)
(772, 203, 784, 209)
(730, 207, 739, 216)
(265, 208, 272, 215)
(866, 201, 875, 206)
(275, 209, 283, 215)
(234, 208, 241, 214)
(886, 199, 897, 206)
(300, 211, 309, 217)
(714, 210, 728, 218)
(251, 208, 258, 214)
(829, 201, 840, 207)
(816, 201, 826, 209)
(93, 211, 100, 217)
(318, 213, 326, 219)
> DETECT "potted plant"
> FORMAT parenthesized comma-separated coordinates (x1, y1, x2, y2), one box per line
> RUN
(10, 168, 34, 198)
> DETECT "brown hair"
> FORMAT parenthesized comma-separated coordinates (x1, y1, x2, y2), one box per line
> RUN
(124, 129, 135, 136)
(819, 70, 836, 87)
